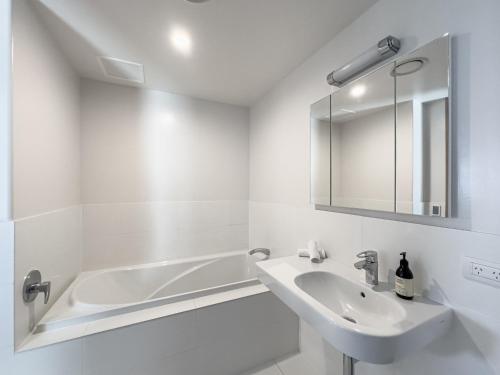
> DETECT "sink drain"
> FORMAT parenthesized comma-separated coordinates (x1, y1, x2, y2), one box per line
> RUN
(342, 315, 357, 324)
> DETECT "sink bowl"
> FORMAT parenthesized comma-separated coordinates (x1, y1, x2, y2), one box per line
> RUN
(294, 271, 406, 329)
(257, 256, 452, 364)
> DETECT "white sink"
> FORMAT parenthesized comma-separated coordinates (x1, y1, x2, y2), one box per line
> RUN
(257, 256, 452, 364)
(295, 271, 406, 329)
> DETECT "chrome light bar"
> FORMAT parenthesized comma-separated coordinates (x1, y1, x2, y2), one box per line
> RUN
(327, 35, 401, 87)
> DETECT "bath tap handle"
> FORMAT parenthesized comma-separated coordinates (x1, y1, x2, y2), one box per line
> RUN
(23, 270, 51, 304)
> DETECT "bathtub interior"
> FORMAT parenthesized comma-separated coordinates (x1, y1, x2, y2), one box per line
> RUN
(150, 254, 255, 300)
(38, 250, 261, 330)
(71, 262, 202, 306)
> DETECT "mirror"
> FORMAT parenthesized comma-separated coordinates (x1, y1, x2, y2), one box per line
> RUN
(395, 36, 450, 216)
(310, 96, 331, 206)
(310, 35, 450, 217)
(330, 63, 396, 212)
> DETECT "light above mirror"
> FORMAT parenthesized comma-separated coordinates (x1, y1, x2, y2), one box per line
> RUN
(349, 84, 366, 98)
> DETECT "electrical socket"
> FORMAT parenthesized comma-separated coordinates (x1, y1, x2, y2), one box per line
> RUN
(472, 263, 500, 281)
(463, 256, 500, 288)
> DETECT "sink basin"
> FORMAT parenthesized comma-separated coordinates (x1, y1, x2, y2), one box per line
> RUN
(295, 271, 406, 330)
(257, 256, 452, 364)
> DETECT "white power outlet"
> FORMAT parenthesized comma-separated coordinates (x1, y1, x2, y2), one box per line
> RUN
(471, 262, 500, 281)
(463, 256, 500, 287)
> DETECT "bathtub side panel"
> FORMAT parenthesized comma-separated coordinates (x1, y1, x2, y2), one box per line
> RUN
(82, 292, 299, 375)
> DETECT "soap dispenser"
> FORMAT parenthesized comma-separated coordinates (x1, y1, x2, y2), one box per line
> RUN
(395, 251, 414, 300)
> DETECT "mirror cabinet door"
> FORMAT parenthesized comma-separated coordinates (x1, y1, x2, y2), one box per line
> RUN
(330, 63, 396, 212)
(395, 35, 450, 217)
(310, 95, 331, 205)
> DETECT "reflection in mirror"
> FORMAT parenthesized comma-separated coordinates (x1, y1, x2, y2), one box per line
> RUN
(395, 35, 450, 216)
(330, 63, 395, 212)
(310, 96, 331, 205)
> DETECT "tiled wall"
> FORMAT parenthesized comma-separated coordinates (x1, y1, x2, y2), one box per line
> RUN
(12, 1, 80, 220)
(249, 202, 500, 373)
(82, 200, 248, 270)
(80, 79, 250, 269)
(248, 0, 500, 374)
(0, 221, 14, 352)
(11, 0, 82, 348)
(14, 207, 82, 347)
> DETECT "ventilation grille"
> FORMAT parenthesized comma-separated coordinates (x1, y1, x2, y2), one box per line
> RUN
(98, 56, 145, 83)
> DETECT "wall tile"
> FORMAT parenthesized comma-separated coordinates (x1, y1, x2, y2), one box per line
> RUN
(14, 207, 82, 347)
(0, 340, 83, 375)
(122, 347, 202, 375)
(0, 221, 14, 285)
(276, 351, 323, 375)
(298, 320, 341, 374)
(243, 362, 283, 375)
(196, 293, 299, 375)
(12, 0, 80, 219)
(83, 311, 197, 375)
(83, 201, 249, 270)
(80, 78, 249, 204)
(0, 283, 13, 351)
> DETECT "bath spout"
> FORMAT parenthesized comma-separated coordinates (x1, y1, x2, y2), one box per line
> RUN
(248, 248, 271, 260)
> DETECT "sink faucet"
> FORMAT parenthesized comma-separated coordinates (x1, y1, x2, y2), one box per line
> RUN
(354, 250, 378, 285)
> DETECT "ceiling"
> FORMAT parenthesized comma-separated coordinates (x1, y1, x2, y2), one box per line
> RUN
(34, 0, 377, 106)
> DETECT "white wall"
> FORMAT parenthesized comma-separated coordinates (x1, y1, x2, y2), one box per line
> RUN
(80, 79, 249, 204)
(80, 79, 249, 269)
(0, 0, 12, 221)
(12, 5, 80, 219)
(249, 0, 500, 373)
(11, 0, 82, 348)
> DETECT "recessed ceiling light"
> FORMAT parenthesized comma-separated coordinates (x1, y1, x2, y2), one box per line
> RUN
(349, 84, 366, 98)
(170, 28, 192, 55)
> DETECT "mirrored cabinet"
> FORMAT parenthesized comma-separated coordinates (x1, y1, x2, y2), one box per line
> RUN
(311, 35, 451, 217)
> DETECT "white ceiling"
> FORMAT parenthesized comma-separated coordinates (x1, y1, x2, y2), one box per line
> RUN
(34, 0, 377, 106)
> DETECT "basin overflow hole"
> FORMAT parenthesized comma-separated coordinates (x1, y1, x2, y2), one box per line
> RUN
(342, 315, 357, 324)
(360, 292, 366, 298)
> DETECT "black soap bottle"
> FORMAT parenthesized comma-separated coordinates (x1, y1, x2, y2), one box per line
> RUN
(395, 252, 414, 300)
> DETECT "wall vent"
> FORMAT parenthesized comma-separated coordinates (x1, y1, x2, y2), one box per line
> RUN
(97, 56, 145, 83)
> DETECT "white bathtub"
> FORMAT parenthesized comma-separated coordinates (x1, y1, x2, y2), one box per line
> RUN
(35, 250, 263, 337)
(72, 250, 255, 307)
